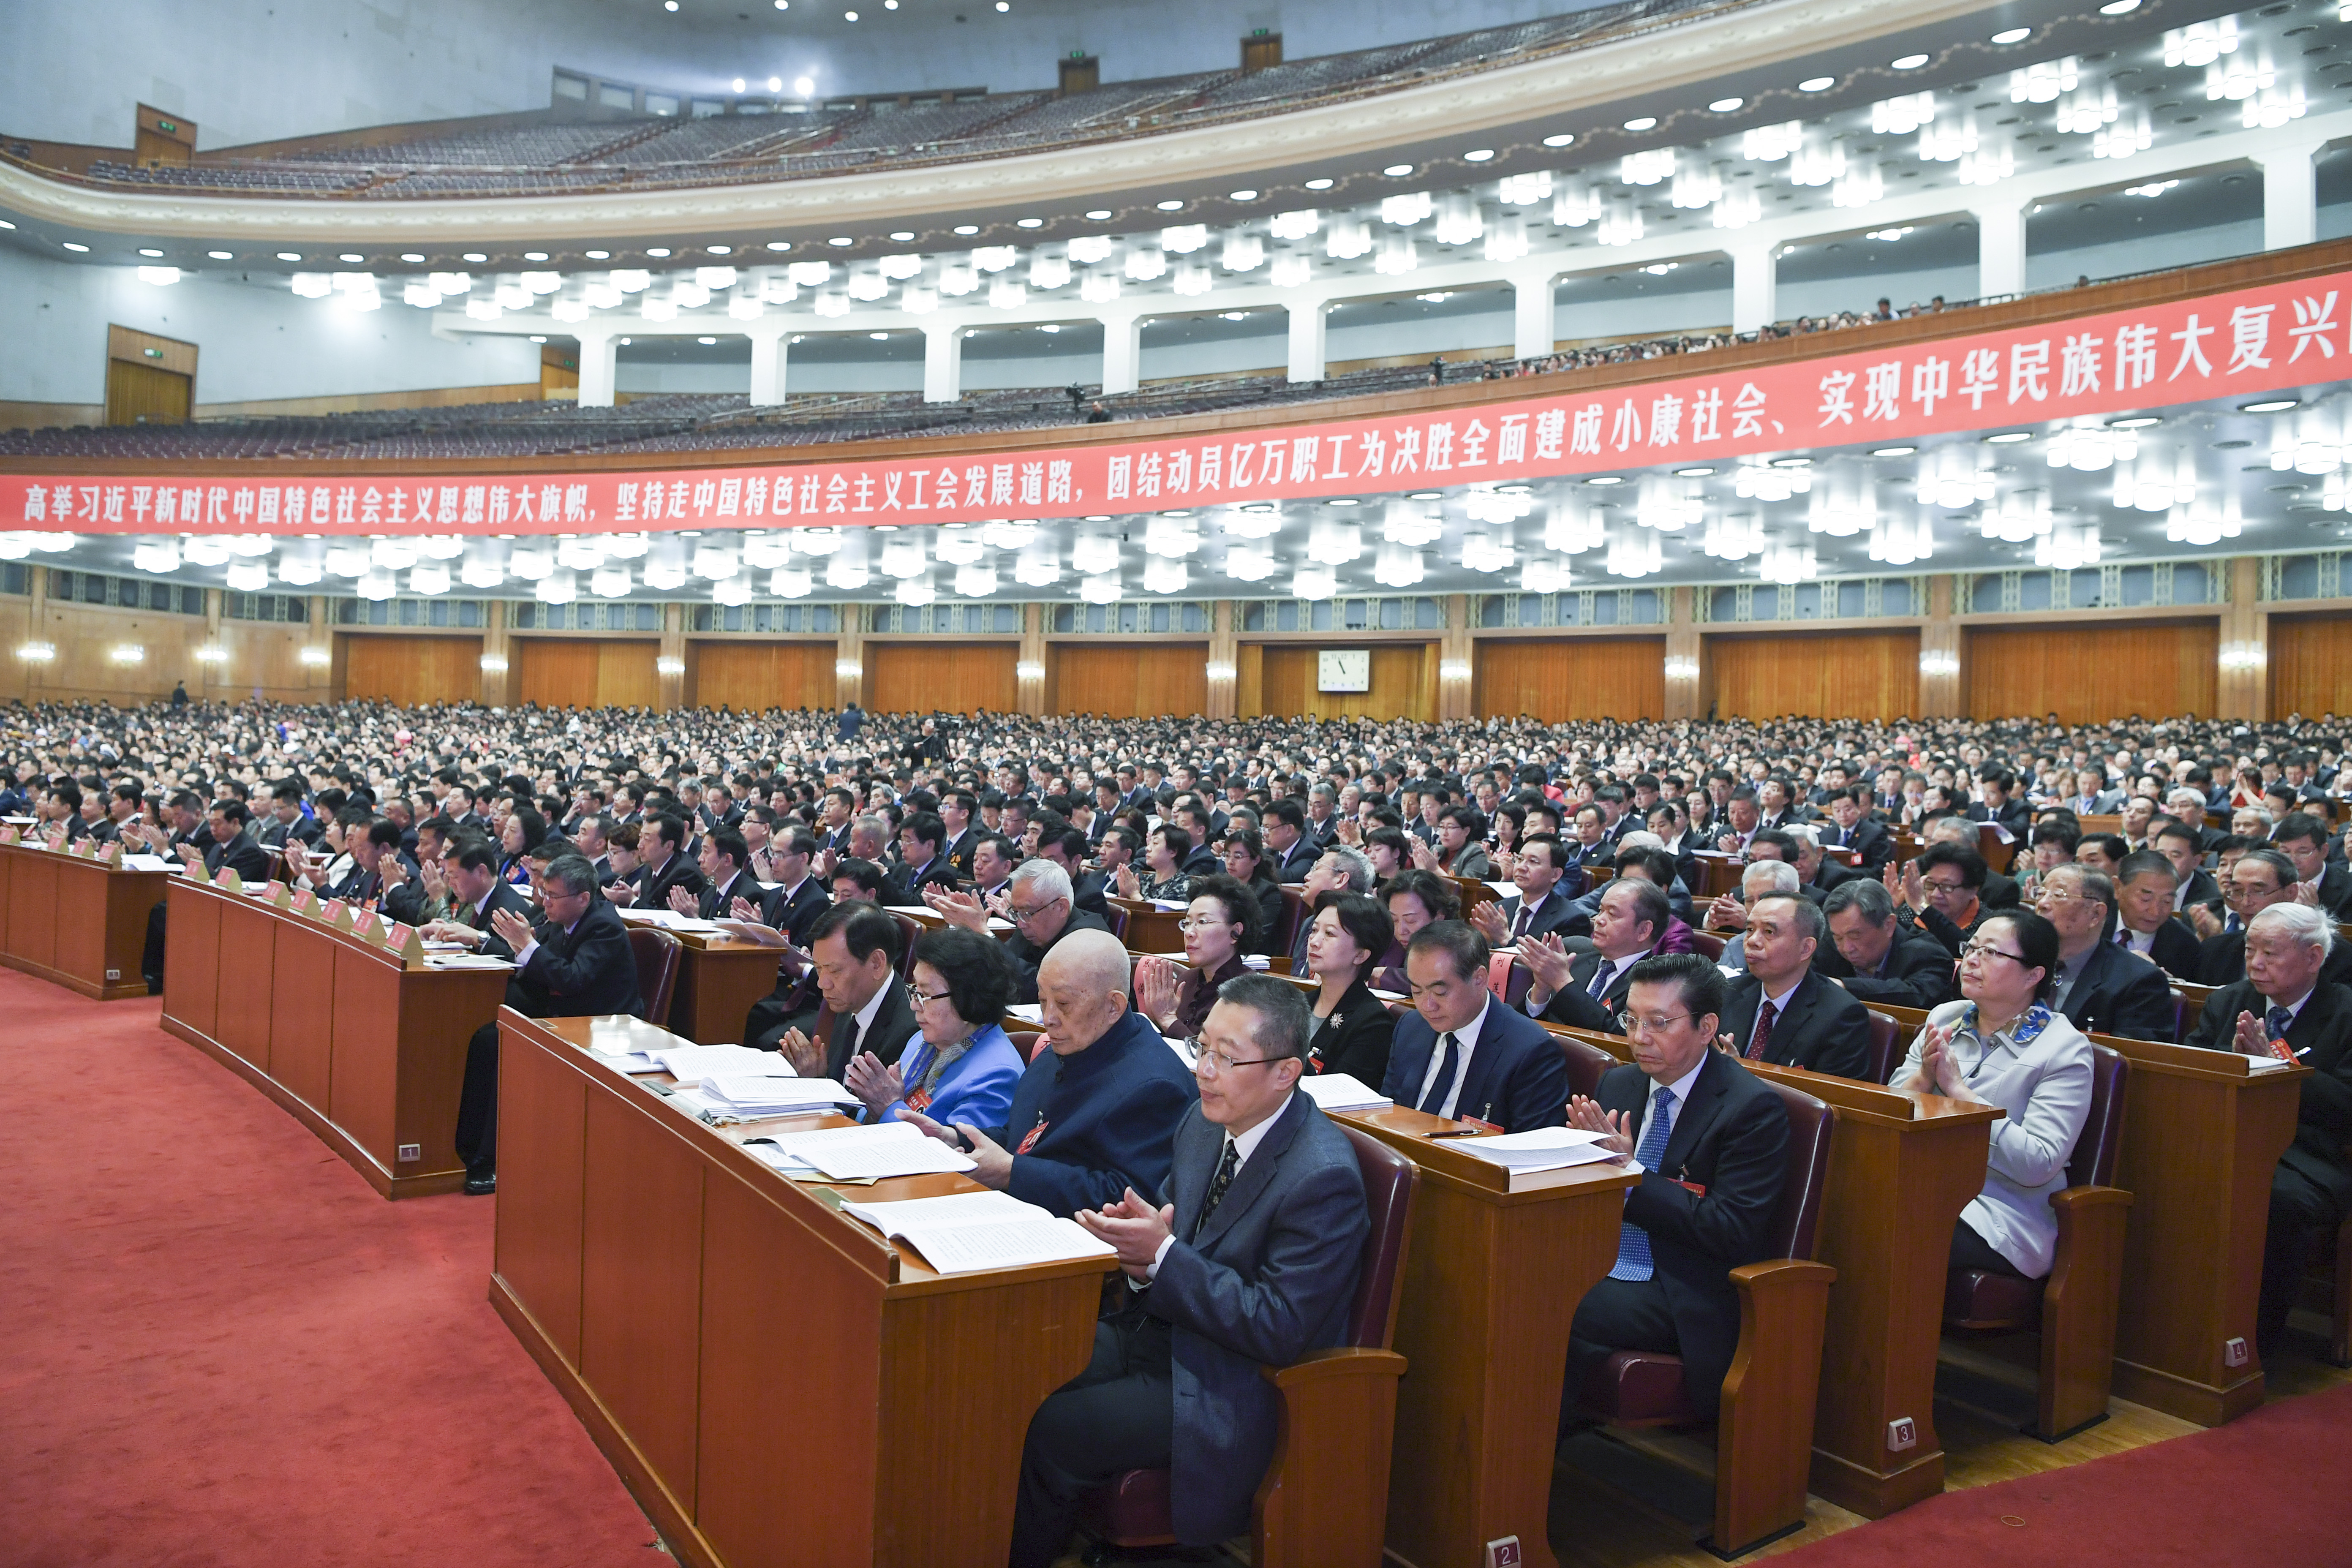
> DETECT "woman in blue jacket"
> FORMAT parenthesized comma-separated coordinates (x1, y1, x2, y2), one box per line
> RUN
(846, 924, 1024, 1130)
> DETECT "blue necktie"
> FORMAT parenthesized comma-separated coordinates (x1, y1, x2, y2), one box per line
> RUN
(1588, 958, 1615, 999)
(1610, 1086, 1677, 1281)
(2267, 1006, 2293, 1045)
(1416, 1031, 1461, 1116)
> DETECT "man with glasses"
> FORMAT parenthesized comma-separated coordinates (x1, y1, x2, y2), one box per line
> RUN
(934, 858, 1110, 1004)
(1891, 842, 1991, 959)
(2110, 849, 2203, 982)
(2183, 903, 2352, 1356)
(455, 852, 641, 1196)
(760, 901, 919, 1077)
(2035, 864, 2177, 1042)
(1718, 893, 1874, 1078)
(2199, 847, 2352, 990)
(1520, 878, 1671, 1033)
(1561, 952, 1791, 1426)
(1379, 920, 1568, 1133)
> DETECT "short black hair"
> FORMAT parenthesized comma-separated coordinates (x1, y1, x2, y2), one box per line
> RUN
(1383, 868, 1461, 922)
(447, 841, 499, 877)
(708, 829, 749, 871)
(1625, 952, 1726, 1029)
(900, 810, 945, 856)
(829, 857, 889, 897)
(809, 900, 901, 969)
(1405, 918, 1487, 984)
(1184, 871, 1262, 950)
(1212, 973, 1312, 1063)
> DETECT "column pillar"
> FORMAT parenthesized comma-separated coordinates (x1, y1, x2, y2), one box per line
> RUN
(575, 328, 618, 409)
(2218, 556, 2269, 721)
(1017, 603, 1047, 716)
(481, 599, 513, 706)
(1437, 594, 1474, 721)
(657, 603, 687, 711)
(1918, 574, 1962, 718)
(1206, 601, 1239, 720)
(1729, 239, 1777, 335)
(1508, 267, 1557, 360)
(1100, 310, 1143, 396)
(748, 326, 789, 407)
(1285, 296, 1331, 383)
(834, 613, 864, 710)
(201, 588, 225, 702)
(305, 596, 332, 699)
(1974, 200, 2027, 300)
(2257, 141, 2325, 252)
(922, 322, 963, 404)
(1663, 586, 1704, 720)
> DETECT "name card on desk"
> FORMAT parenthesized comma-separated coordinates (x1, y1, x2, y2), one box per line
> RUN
(0, 826, 17, 845)
(99, 840, 124, 868)
(265, 879, 292, 907)
(217, 867, 243, 894)
(380, 921, 427, 967)
(321, 898, 354, 930)
(290, 886, 318, 915)
(350, 908, 380, 939)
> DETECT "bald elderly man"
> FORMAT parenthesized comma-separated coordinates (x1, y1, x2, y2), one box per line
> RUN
(906, 928, 1198, 1217)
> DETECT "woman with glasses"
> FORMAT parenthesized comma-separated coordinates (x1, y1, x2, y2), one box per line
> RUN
(1300, 892, 1397, 1084)
(1892, 909, 2093, 1281)
(844, 925, 1024, 1131)
(1134, 873, 1258, 1044)
(602, 821, 645, 898)
(1219, 827, 1286, 956)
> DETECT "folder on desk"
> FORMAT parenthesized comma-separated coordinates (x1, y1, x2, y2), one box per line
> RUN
(652, 1043, 795, 1085)
(839, 1188, 1116, 1275)
(765, 1120, 979, 1180)
(1450, 1126, 1619, 1177)
(701, 1075, 859, 1118)
(1296, 1073, 1392, 1113)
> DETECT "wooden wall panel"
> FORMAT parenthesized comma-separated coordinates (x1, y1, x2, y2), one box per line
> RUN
(1707, 631, 1922, 721)
(1473, 637, 1665, 721)
(1047, 644, 1209, 718)
(0, 599, 331, 705)
(866, 642, 1017, 715)
(341, 634, 482, 706)
(1964, 622, 2217, 722)
(516, 638, 661, 710)
(689, 642, 836, 711)
(2269, 613, 2352, 718)
(1244, 643, 1437, 721)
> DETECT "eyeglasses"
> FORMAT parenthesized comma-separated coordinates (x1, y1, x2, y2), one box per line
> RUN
(1176, 915, 1235, 932)
(1958, 941, 2028, 965)
(1196, 1048, 1281, 1077)
(1922, 878, 1970, 895)
(1005, 897, 1065, 921)
(1616, 1010, 1696, 1036)
(910, 987, 954, 1007)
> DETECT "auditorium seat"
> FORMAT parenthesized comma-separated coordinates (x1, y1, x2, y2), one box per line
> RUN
(1942, 1043, 2134, 1440)
(1274, 885, 1306, 964)
(1862, 1010, 1904, 1085)
(1570, 1077, 1837, 1557)
(626, 926, 683, 1025)
(1080, 1121, 1416, 1568)
(1554, 1030, 1618, 1099)
(1688, 929, 1728, 962)
(883, 911, 924, 979)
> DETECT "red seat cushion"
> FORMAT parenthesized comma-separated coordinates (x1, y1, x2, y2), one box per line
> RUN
(1944, 1268, 2044, 1329)
(1079, 1467, 1175, 1546)
(1579, 1350, 1699, 1425)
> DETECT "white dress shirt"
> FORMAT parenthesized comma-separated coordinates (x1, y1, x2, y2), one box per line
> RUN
(1147, 1089, 1298, 1277)
(1415, 996, 1492, 1121)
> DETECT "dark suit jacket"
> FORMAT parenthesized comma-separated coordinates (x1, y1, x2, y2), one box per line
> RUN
(1304, 979, 1396, 1086)
(982, 1008, 1199, 1216)
(1146, 1097, 1367, 1546)
(1381, 997, 1568, 1132)
(1537, 948, 1645, 1034)
(637, 852, 706, 914)
(509, 896, 642, 1020)
(1812, 930, 1955, 1010)
(2124, 918, 2205, 983)
(2312, 863, 2352, 920)
(899, 856, 959, 899)
(941, 827, 978, 883)
(1240, 876, 1286, 956)
(1071, 868, 1112, 922)
(769, 877, 832, 947)
(816, 977, 920, 1079)
(1002, 908, 1113, 1005)
(1820, 818, 1892, 871)
(696, 870, 760, 921)
(1720, 969, 1874, 1080)
(1497, 887, 1582, 945)
(2055, 938, 2178, 1043)
(434, 879, 537, 959)
(1268, 836, 1320, 884)
(1590, 1051, 1791, 1418)
(2185, 981, 2352, 1203)
(203, 830, 272, 885)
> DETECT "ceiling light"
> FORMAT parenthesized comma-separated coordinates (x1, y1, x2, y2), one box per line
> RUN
(1798, 76, 1835, 92)
(770, 77, 784, 91)
(1541, 133, 1575, 147)
(207, 250, 232, 259)
(1463, 148, 1495, 162)
(523, 250, 548, 262)
(1230, 188, 1259, 200)
(1708, 97, 1744, 112)
(1382, 163, 1413, 177)
(1303, 178, 1334, 191)
(1155, 199, 1184, 211)
(138, 247, 162, 258)
(2242, 398, 2300, 414)
(1085, 208, 1113, 219)
(1585, 475, 1623, 486)
(1674, 466, 1716, 476)
(2099, 0, 2139, 12)
(1984, 430, 2034, 443)
(1991, 25, 2031, 43)
(1871, 446, 1918, 457)
(1891, 52, 1929, 68)
(953, 224, 979, 236)
(1622, 116, 1658, 131)
(2107, 415, 2161, 430)
(732, 77, 747, 92)
(462, 252, 487, 263)
(1015, 217, 1043, 228)
(275, 250, 301, 260)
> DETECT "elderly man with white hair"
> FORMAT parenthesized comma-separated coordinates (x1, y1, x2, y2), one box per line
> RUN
(2184, 902, 2352, 1357)
(928, 855, 1110, 1004)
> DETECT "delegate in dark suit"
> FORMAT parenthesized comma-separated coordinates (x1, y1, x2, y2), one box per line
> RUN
(1380, 995, 1568, 1132)
(635, 850, 706, 913)
(811, 976, 921, 1078)
(1002, 908, 1113, 1005)
(1010, 1096, 1367, 1564)
(1820, 817, 1891, 872)
(1812, 930, 1955, 1010)
(1537, 948, 1647, 1034)
(982, 1008, 1199, 1216)
(2199, 926, 2352, 991)
(2053, 939, 2178, 1042)
(1567, 1049, 1791, 1420)
(204, 828, 273, 885)
(1719, 969, 1874, 1080)
(2128, 917, 2205, 983)
(1304, 979, 1396, 1086)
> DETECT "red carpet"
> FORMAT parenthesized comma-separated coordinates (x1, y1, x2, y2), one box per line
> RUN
(0, 972, 658, 1568)
(1783, 1382, 2352, 1567)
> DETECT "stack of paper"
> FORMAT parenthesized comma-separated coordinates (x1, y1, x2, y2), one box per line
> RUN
(839, 1189, 1116, 1275)
(1449, 1127, 1620, 1174)
(765, 1120, 977, 1179)
(1296, 1073, 1391, 1113)
(701, 1075, 858, 1118)
(1005, 1003, 1045, 1026)
(424, 954, 513, 971)
(617, 908, 722, 933)
(121, 853, 172, 872)
(588, 1048, 663, 1073)
(651, 1043, 794, 1085)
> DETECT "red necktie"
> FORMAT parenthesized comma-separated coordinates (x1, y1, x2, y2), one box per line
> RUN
(1745, 1000, 1778, 1062)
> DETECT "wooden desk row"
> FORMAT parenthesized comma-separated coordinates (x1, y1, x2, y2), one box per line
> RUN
(0, 839, 166, 1000)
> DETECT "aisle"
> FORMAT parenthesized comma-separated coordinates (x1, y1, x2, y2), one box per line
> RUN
(0, 972, 659, 1568)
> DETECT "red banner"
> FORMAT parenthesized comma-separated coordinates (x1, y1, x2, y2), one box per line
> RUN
(7, 268, 2346, 536)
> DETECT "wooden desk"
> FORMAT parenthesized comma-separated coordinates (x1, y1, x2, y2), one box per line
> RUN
(664, 931, 787, 1045)
(2097, 1034, 2307, 1425)
(159, 878, 511, 1197)
(493, 1013, 1115, 1568)
(1335, 1105, 1638, 1568)
(1108, 897, 1186, 956)
(1546, 1025, 2001, 1518)
(0, 841, 166, 1000)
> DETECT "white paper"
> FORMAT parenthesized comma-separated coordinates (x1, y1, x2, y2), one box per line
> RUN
(1451, 1126, 1619, 1172)
(653, 1043, 797, 1085)
(425, 954, 514, 971)
(121, 853, 172, 871)
(1485, 881, 1519, 902)
(768, 1119, 977, 1179)
(1296, 1073, 1392, 1113)
(589, 1049, 663, 1073)
(700, 1074, 858, 1116)
(897, 1217, 1114, 1275)
(841, 1188, 1034, 1232)
(1005, 1003, 1045, 1025)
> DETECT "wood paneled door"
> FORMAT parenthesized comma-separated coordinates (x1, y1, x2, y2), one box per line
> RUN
(1964, 622, 2217, 722)
(866, 642, 1018, 714)
(2268, 612, 2352, 718)
(1708, 631, 1921, 721)
(1473, 637, 1666, 721)
(689, 641, 836, 711)
(341, 634, 483, 706)
(1046, 644, 1208, 718)
(516, 638, 661, 710)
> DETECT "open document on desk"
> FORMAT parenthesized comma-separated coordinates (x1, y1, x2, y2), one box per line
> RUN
(839, 1188, 1116, 1275)
(1449, 1127, 1622, 1184)
(752, 1120, 978, 1180)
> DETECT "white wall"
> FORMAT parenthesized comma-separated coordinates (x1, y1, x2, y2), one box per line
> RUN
(3, 0, 1617, 149)
(0, 248, 537, 406)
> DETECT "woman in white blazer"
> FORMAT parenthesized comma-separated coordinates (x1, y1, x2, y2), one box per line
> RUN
(1893, 908, 2093, 1279)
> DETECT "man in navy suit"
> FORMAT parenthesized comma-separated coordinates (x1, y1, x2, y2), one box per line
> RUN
(1380, 921, 1568, 1132)
(908, 928, 1196, 1216)
(2036, 864, 2178, 1041)
(1472, 835, 1583, 947)
(1564, 954, 1791, 1423)
(1718, 894, 1875, 1079)
(1010, 977, 1367, 1566)
(2112, 851, 2204, 982)
(1518, 877, 1671, 1034)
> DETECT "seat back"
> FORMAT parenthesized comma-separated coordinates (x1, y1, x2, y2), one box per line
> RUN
(1481, 953, 1533, 1008)
(1334, 1121, 1418, 1350)
(1275, 885, 1306, 959)
(1759, 1077, 1835, 1261)
(886, 912, 924, 980)
(1863, 1010, 1904, 1085)
(2069, 1043, 2130, 1189)
(1554, 1031, 1617, 1100)
(1687, 928, 1728, 962)
(1101, 902, 1130, 943)
(626, 926, 683, 1024)
(1007, 1029, 1047, 1062)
